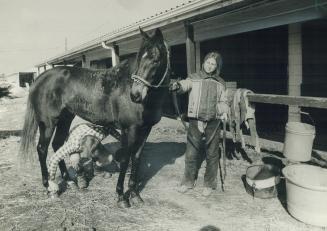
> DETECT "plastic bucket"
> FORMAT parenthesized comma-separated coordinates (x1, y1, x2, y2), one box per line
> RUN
(282, 164, 327, 227)
(283, 121, 315, 162)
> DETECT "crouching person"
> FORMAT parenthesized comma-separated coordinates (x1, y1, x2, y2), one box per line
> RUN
(47, 123, 119, 198)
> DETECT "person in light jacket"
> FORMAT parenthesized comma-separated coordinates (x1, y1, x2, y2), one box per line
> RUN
(170, 51, 229, 196)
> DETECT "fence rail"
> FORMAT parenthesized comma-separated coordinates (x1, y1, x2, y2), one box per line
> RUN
(247, 93, 327, 109)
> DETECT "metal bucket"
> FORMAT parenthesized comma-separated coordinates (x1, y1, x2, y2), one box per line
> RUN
(282, 164, 327, 227)
(245, 164, 280, 199)
(283, 113, 315, 162)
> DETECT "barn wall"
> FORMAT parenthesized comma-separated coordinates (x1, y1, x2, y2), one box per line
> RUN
(302, 19, 327, 143)
(200, 26, 288, 139)
(90, 58, 112, 69)
(162, 44, 188, 118)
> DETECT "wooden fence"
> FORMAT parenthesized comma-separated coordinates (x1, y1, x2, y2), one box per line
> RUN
(248, 94, 327, 109)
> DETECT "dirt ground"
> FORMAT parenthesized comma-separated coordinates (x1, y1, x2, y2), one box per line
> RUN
(0, 90, 327, 231)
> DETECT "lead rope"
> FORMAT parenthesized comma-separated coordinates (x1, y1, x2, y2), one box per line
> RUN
(172, 91, 188, 130)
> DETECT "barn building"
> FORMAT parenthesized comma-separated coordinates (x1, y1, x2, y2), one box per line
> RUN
(35, 0, 327, 147)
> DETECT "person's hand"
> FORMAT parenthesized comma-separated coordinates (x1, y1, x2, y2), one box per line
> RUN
(220, 112, 228, 121)
(169, 82, 181, 92)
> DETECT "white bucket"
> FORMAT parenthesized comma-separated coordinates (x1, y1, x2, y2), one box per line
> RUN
(282, 164, 327, 227)
(283, 122, 315, 162)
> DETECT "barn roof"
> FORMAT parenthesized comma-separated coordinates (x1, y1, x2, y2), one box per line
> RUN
(35, 0, 248, 67)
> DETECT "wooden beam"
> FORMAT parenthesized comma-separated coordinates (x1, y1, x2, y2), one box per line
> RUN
(248, 93, 327, 109)
(82, 55, 90, 68)
(185, 22, 196, 75)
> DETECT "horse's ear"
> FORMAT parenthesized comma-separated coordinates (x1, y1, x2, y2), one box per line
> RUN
(139, 27, 150, 41)
(154, 28, 164, 41)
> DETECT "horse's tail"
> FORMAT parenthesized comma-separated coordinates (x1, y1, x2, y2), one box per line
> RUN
(19, 96, 38, 163)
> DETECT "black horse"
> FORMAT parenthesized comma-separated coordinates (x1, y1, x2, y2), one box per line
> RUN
(20, 28, 170, 208)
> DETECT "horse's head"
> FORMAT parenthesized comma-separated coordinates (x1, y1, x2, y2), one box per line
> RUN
(130, 28, 170, 103)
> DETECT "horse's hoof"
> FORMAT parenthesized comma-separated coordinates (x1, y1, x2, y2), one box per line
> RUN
(130, 194, 144, 207)
(232, 151, 240, 160)
(43, 180, 49, 188)
(117, 199, 131, 208)
(66, 181, 78, 191)
(102, 172, 112, 179)
(78, 184, 88, 190)
(47, 191, 59, 199)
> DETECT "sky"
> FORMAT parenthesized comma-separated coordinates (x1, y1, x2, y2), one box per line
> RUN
(0, 0, 187, 75)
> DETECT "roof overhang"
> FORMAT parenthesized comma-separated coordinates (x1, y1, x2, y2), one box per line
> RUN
(35, 0, 327, 67)
(35, 0, 252, 67)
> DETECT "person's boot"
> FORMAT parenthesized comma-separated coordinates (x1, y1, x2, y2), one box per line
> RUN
(177, 184, 194, 193)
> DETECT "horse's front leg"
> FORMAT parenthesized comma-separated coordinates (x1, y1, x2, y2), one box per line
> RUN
(123, 126, 151, 207)
(128, 134, 150, 206)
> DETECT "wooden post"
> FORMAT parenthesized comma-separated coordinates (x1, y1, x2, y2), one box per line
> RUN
(43, 65, 47, 71)
(195, 41, 201, 72)
(82, 55, 90, 68)
(37, 67, 40, 75)
(112, 43, 120, 67)
(185, 22, 196, 75)
(288, 23, 303, 122)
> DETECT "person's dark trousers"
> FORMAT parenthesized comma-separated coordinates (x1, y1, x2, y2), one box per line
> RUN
(181, 119, 221, 189)
(203, 119, 221, 189)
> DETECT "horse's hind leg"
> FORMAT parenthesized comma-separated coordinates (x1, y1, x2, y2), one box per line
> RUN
(116, 129, 132, 208)
(52, 110, 75, 180)
(37, 121, 56, 187)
